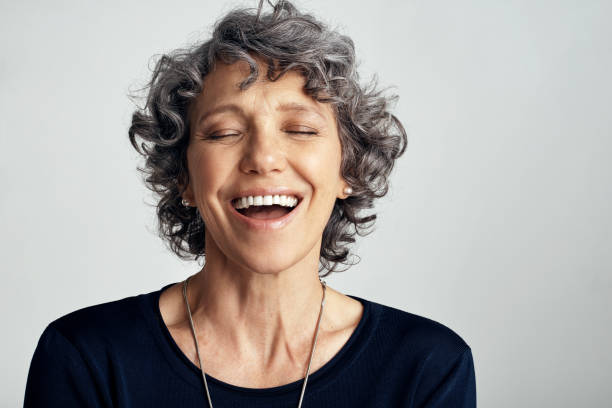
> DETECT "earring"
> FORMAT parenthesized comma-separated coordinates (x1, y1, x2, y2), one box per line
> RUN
(181, 198, 190, 206)
(343, 186, 353, 196)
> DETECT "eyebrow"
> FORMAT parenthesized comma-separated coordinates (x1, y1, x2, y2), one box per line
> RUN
(196, 101, 326, 127)
(196, 104, 244, 127)
(276, 102, 326, 120)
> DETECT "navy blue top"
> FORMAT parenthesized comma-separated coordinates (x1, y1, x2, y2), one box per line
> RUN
(24, 282, 476, 407)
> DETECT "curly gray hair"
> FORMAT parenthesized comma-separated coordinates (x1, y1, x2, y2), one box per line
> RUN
(128, 0, 407, 276)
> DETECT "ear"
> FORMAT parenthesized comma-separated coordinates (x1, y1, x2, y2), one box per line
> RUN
(182, 186, 195, 206)
(338, 181, 352, 200)
(178, 172, 195, 206)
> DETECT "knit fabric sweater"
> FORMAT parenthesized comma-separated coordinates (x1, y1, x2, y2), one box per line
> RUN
(24, 282, 476, 407)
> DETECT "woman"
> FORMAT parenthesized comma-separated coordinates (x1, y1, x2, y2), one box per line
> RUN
(24, 1, 475, 406)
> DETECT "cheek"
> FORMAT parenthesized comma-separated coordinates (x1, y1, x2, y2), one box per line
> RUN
(187, 149, 234, 231)
(188, 149, 233, 195)
(296, 142, 342, 193)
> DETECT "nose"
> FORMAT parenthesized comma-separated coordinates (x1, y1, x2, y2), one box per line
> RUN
(238, 126, 286, 175)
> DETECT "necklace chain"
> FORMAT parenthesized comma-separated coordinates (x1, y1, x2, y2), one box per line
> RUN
(182, 275, 327, 408)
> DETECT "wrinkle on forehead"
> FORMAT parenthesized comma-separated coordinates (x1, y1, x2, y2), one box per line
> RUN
(190, 56, 335, 127)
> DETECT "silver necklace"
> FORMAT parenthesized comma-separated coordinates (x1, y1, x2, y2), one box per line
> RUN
(182, 276, 327, 408)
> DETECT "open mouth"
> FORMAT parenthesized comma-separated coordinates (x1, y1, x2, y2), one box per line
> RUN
(231, 194, 301, 220)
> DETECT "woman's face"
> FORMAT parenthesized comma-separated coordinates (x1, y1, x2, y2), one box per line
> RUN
(184, 58, 348, 274)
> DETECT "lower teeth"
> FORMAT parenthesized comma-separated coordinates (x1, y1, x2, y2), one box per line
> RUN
(239, 205, 292, 220)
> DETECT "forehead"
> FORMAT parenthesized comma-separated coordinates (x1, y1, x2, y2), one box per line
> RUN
(189, 57, 334, 123)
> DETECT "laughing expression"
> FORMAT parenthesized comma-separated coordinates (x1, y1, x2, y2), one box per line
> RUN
(183, 57, 348, 274)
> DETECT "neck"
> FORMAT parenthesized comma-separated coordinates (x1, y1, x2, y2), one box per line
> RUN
(185, 245, 325, 367)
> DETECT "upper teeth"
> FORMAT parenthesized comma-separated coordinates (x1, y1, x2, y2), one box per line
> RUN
(233, 195, 299, 209)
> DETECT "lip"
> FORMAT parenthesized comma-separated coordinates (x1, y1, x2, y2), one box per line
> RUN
(228, 193, 303, 231)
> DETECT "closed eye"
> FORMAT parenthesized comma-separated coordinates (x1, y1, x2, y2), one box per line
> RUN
(206, 132, 240, 140)
(285, 131, 318, 135)
(284, 125, 319, 135)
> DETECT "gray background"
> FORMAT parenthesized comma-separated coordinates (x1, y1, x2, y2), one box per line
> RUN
(2, 0, 611, 406)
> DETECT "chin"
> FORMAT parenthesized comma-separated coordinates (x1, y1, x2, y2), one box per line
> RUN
(235, 247, 309, 276)
(243, 258, 297, 275)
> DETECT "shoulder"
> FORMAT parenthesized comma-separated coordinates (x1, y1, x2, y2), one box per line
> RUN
(43, 287, 160, 353)
(362, 297, 472, 362)
(25, 288, 165, 406)
(359, 298, 476, 404)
